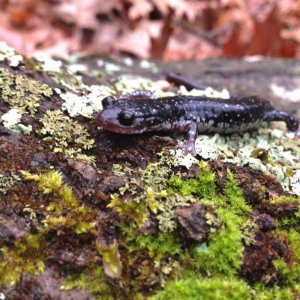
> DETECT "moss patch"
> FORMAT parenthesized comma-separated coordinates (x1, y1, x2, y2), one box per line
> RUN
(151, 278, 251, 300)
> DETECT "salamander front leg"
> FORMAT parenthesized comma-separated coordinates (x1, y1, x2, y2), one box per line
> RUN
(175, 122, 197, 155)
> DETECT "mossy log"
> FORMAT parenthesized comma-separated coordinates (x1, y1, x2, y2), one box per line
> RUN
(0, 42, 299, 299)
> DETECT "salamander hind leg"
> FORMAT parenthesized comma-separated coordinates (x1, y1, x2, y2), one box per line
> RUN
(263, 111, 299, 132)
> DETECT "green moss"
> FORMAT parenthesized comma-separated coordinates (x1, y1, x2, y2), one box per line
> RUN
(167, 162, 216, 199)
(21, 170, 78, 210)
(109, 161, 249, 288)
(167, 163, 221, 208)
(198, 161, 216, 198)
(0, 233, 45, 285)
(108, 186, 162, 229)
(108, 194, 150, 228)
(0, 170, 100, 287)
(96, 241, 123, 279)
(270, 196, 299, 204)
(193, 209, 243, 276)
(255, 285, 294, 300)
(22, 171, 97, 234)
(224, 169, 251, 214)
(274, 230, 300, 286)
(61, 265, 113, 299)
(0, 170, 85, 285)
(38, 110, 95, 163)
(165, 164, 249, 277)
(270, 196, 300, 228)
(125, 231, 183, 259)
(0, 67, 52, 114)
(167, 176, 200, 196)
(150, 278, 251, 300)
(110, 161, 251, 282)
(22, 170, 63, 194)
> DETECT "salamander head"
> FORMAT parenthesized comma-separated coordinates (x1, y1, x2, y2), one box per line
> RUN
(97, 97, 154, 134)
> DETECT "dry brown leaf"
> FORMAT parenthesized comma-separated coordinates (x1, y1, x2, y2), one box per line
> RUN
(113, 20, 162, 58)
(0, 26, 26, 53)
(128, 0, 153, 19)
(52, 1, 99, 29)
(171, 0, 216, 22)
(0, 0, 299, 59)
(247, 1, 281, 56)
(217, 2, 253, 56)
(247, 0, 277, 22)
(150, 8, 174, 59)
(164, 28, 221, 60)
(153, 0, 171, 15)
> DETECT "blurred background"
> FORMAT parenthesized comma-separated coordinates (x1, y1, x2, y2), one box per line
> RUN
(0, 0, 299, 60)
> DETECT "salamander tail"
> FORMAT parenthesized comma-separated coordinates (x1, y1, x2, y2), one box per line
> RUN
(263, 111, 299, 131)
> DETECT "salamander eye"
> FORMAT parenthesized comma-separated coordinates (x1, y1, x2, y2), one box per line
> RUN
(118, 111, 135, 126)
(102, 96, 116, 108)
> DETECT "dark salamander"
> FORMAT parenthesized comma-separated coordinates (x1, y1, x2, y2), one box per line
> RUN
(97, 95, 299, 154)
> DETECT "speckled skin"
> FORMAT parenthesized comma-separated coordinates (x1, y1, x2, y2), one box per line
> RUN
(97, 95, 299, 154)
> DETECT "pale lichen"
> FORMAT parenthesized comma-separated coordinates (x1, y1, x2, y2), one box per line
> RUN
(142, 152, 179, 190)
(156, 194, 196, 232)
(112, 163, 134, 176)
(60, 85, 114, 117)
(0, 41, 23, 67)
(97, 59, 121, 74)
(49, 70, 83, 90)
(291, 170, 300, 195)
(0, 67, 53, 115)
(113, 75, 157, 96)
(139, 60, 158, 71)
(178, 85, 230, 99)
(172, 125, 300, 196)
(38, 110, 95, 163)
(34, 53, 63, 72)
(1, 108, 32, 134)
(0, 172, 20, 195)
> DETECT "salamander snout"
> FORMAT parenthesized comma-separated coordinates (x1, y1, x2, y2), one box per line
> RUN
(97, 105, 148, 134)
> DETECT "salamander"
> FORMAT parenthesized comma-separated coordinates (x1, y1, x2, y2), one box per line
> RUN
(96, 95, 299, 154)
